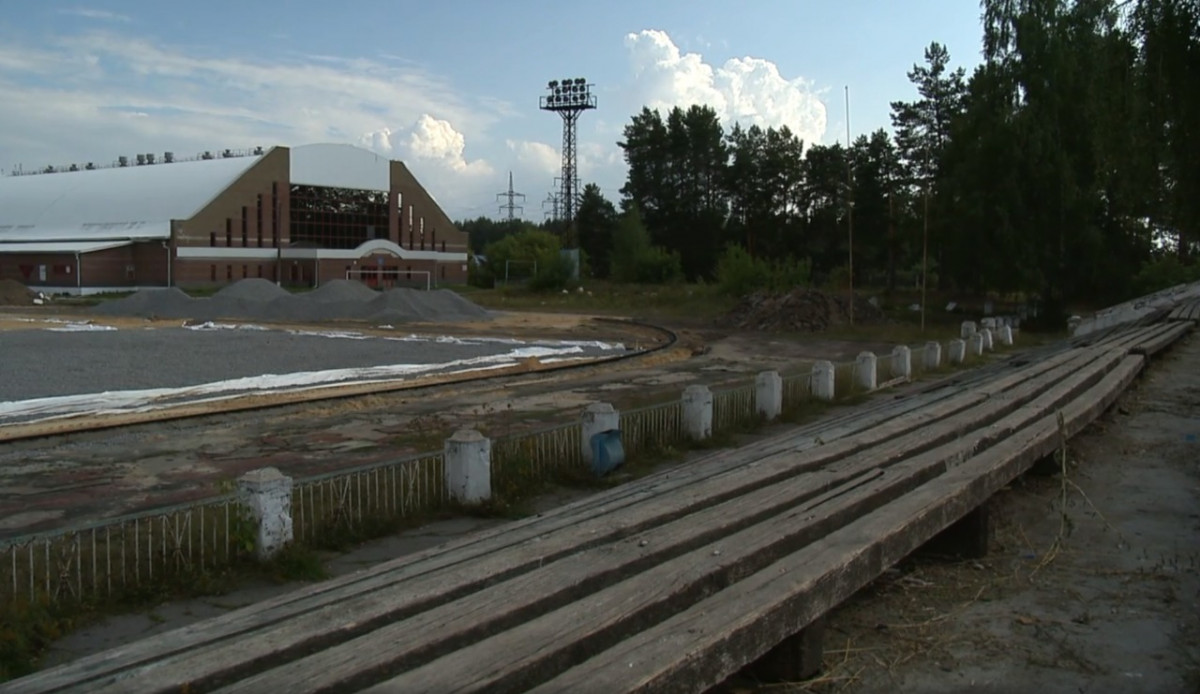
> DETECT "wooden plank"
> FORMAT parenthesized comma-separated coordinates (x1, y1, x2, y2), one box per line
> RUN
(530, 356, 1144, 694)
(326, 351, 1135, 694)
(1131, 321, 1194, 357)
(18, 339, 1135, 694)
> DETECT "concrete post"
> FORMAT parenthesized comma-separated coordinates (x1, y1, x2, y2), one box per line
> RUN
(969, 332, 985, 357)
(999, 325, 1014, 346)
(444, 429, 491, 504)
(981, 328, 994, 352)
(811, 360, 835, 401)
(681, 384, 713, 441)
(855, 352, 877, 391)
(961, 321, 977, 339)
(948, 339, 966, 365)
(581, 403, 620, 465)
(237, 467, 293, 561)
(755, 370, 783, 421)
(923, 341, 941, 370)
(891, 345, 912, 379)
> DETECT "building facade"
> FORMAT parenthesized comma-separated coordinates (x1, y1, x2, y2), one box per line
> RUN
(0, 144, 468, 294)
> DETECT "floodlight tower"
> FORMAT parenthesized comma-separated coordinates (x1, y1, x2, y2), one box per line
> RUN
(540, 77, 596, 241)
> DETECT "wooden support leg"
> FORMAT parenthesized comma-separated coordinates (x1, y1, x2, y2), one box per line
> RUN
(921, 504, 991, 559)
(745, 617, 826, 683)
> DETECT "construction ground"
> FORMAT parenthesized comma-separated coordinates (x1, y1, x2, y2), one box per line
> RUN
(0, 284, 1196, 691)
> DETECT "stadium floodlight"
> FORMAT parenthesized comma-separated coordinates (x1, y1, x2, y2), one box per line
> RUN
(538, 76, 597, 242)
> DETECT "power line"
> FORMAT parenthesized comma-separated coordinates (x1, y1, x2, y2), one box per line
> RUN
(496, 171, 526, 221)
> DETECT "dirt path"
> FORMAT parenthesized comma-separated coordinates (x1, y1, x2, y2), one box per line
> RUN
(732, 332, 1199, 693)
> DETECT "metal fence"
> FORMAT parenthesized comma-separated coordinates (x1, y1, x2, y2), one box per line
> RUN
(620, 400, 683, 458)
(492, 422, 582, 493)
(292, 452, 446, 543)
(1, 496, 242, 607)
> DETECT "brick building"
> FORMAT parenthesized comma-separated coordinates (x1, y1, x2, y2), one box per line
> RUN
(0, 144, 468, 294)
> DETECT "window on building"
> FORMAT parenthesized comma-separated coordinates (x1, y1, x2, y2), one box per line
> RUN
(242, 265, 248, 278)
(210, 265, 216, 281)
(256, 194, 264, 247)
(441, 240, 446, 253)
(257, 265, 263, 278)
(419, 217, 425, 251)
(210, 232, 216, 247)
(288, 185, 390, 250)
(241, 207, 248, 247)
(225, 219, 232, 246)
(226, 265, 232, 280)
(431, 227, 436, 248)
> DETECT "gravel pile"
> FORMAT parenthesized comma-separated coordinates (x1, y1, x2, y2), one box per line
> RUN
(0, 279, 33, 306)
(90, 279, 492, 324)
(719, 288, 887, 332)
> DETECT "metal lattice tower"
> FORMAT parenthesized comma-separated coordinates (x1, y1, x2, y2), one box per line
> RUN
(539, 78, 596, 234)
(542, 190, 561, 221)
(496, 171, 526, 221)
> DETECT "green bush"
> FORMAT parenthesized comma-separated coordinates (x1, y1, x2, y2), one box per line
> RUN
(716, 244, 811, 296)
(1132, 255, 1200, 295)
(609, 205, 682, 284)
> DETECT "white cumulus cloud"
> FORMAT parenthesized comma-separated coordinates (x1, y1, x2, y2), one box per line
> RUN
(506, 139, 560, 176)
(625, 29, 827, 146)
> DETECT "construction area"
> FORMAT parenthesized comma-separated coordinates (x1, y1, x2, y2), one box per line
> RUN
(0, 279, 1197, 692)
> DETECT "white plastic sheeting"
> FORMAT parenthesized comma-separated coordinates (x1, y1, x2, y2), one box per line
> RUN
(0, 240, 132, 254)
(0, 155, 264, 242)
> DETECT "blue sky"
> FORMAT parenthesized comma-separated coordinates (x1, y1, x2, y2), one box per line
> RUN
(0, 1, 984, 220)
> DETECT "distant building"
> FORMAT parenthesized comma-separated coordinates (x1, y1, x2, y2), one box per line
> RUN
(0, 144, 468, 294)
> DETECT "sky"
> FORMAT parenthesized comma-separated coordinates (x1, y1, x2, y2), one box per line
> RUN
(0, 1, 984, 222)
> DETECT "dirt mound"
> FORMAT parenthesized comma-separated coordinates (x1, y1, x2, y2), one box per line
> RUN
(308, 280, 379, 304)
(90, 287, 196, 319)
(89, 283, 491, 324)
(0, 279, 34, 306)
(719, 288, 886, 332)
(212, 278, 291, 303)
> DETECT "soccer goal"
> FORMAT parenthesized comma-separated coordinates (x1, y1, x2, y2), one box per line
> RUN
(345, 268, 431, 290)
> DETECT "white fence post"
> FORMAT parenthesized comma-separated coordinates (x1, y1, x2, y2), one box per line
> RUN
(444, 429, 491, 504)
(237, 467, 293, 561)
(969, 332, 985, 357)
(981, 328, 994, 351)
(755, 371, 783, 421)
(999, 325, 1014, 346)
(855, 352, 877, 391)
(924, 341, 942, 370)
(891, 346, 912, 379)
(811, 361, 835, 401)
(682, 385, 713, 441)
(948, 339, 967, 365)
(961, 321, 977, 339)
(582, 403, 620, 465)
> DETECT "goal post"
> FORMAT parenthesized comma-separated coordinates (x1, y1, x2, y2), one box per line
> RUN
(345, 268, 431, 290)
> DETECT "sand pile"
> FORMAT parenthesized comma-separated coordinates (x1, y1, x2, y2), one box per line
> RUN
(0, 279, 34, 306)
(719, 288, 886, 332)
(90, 279, 491, 324)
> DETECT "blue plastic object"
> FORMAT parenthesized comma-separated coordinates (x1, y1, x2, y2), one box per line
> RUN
(589, 429, 626, 476)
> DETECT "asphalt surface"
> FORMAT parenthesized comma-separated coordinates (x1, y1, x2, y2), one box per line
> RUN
(0, 325, 619, 402)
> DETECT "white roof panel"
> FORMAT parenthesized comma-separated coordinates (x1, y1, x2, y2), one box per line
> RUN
(0, 155, 263, 243)
(0, 240, 133, 254)
(290, 143, 390, 192)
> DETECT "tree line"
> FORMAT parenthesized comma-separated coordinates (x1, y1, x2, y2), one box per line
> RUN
(461, 0, 1198, 314)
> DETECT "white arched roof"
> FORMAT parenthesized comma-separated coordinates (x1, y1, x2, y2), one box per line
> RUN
(289, 143, 390, 192)
(0, 155, 264, 242)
